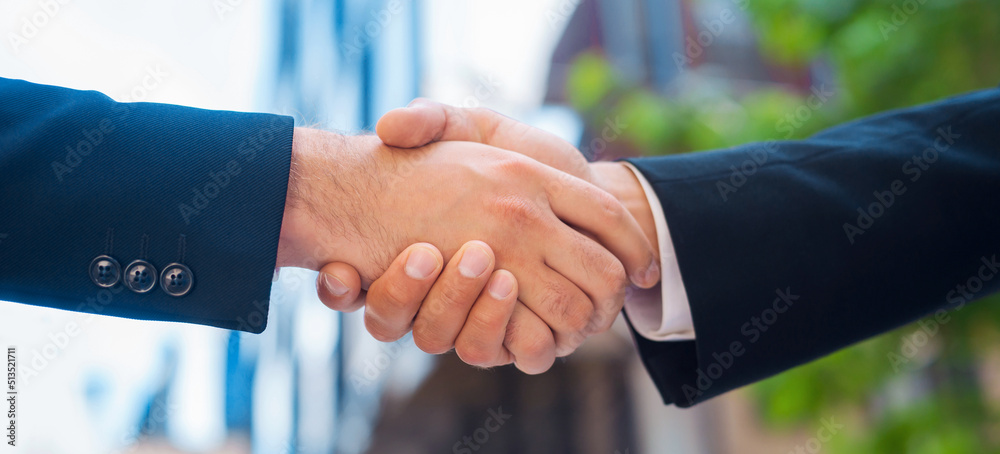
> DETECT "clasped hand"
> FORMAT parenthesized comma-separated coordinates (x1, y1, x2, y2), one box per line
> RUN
(276, 100, 661, 374)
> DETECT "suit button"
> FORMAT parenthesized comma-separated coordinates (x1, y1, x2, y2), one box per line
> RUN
(160, 263, 193, 297)
(89, 255, 121, 288)
(123, 260, 157, 293)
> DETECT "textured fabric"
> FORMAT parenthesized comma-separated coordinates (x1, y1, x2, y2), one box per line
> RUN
(626, 87, 1000, 407)
(0, 77, 294, 333)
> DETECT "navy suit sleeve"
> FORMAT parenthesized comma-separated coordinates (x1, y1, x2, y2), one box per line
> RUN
(0, 77, 294, 333)
(625, 87, 1000, 407)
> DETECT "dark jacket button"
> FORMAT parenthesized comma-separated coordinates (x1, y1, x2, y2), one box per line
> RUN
(89, 255, 121, 288)
(123, 260, 157, 293)
(160, 263, 193, 297)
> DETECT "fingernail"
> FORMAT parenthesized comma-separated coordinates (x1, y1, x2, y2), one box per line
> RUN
(458, 245, 491, 278)
(405, 247, 439, 279)
(322, 274, 350, 296)
(488, 272, 515, 299)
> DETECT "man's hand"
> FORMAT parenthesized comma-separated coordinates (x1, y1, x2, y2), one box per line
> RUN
(351, 101, 663, 372)
(376, 99, 660, 253)
(276, 127, 658, 370)
(316, 241, 522, 370)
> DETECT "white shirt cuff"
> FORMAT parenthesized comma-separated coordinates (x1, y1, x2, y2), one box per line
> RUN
(620, 162, 696, 341)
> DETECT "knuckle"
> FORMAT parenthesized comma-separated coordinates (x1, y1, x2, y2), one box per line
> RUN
(468, 107, 503, 136)
(587, 305, 617, 336)
(377, 280, 418, 315)
(596, 190, 627, 223)
(516, 329, 553, 361)
(554, 334, 584, 357)
(492, 195, 545, 229)
(493, 156, 535, 177)
(598, 260, 630, 300)
(413, 332, 451, 355)
(364, 313, 403, 343)
(542, 283, 593, 334)
(435, 282, 476, 312)
(412, 318, 454, 354)
(581, 260, 628, 334)
(455, 337, 495, 367)
(545, 172, 574, 197)
(466, 306, 502, 333)
(468, 107, 496, 119)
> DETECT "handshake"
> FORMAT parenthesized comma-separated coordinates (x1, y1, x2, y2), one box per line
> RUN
(276, 99, 662, 374)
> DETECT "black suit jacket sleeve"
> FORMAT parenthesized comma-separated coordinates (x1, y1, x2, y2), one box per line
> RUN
(0, 77, 294, 333)
(625, 87, 1000, 407)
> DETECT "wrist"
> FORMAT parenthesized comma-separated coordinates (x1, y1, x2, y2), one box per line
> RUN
(277, 128, 376, 272)
(590, 162, 660, 262)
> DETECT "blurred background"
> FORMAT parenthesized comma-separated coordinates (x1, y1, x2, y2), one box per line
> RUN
(1, 0, 999, 453)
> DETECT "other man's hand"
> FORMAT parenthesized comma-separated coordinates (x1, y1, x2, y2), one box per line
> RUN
(277, 128, 658, 370)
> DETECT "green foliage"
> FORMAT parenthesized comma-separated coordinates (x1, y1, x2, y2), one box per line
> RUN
(746, 0, 1000, 115)
(565, 0, 1000, 451)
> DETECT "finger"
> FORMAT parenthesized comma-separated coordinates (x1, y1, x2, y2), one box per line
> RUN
(542, 167, 660, 288)
(376, 98, 450, 148)
(544, 226, 628, 336)
(377, 101, 658, 288)
(364, 243, 444, 342)
(377, 99, 589, 178)
(505, 304, 556, 374)
(513, 263, 594, 357)
(454, 270, 518, 368)
(317, 262, 365, 312)
(413, 241, 496, 354)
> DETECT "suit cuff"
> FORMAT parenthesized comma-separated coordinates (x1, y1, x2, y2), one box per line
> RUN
(620, 162, 695, 341)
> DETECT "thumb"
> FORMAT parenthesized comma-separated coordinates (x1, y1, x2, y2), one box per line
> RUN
(376, 98, 449, 148)
(316, 262, 365, 313)
(377, 99, 591, 180)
